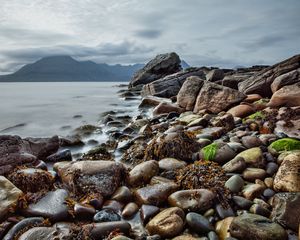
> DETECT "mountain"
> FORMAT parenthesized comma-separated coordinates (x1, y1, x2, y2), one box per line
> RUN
(0, 56, 144, 82)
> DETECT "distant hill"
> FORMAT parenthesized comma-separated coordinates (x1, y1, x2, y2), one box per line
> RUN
(0, 56, 144, 82)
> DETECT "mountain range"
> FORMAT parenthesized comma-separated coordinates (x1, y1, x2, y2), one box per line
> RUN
(0, 56, 189, 82)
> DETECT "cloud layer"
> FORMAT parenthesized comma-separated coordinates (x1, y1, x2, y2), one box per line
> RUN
(0, 0, 299, 74)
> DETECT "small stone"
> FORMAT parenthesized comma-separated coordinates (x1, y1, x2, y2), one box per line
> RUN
(158, 158, 187, 171)
(215, 204, 235, 219)
(241, 136, 262, 148)
(249, 204, 271, 217)
(102, 200, 124, 213)
(236, 147, 265, 168)
(122, 202, 139, 219)
(46, 149, 72, 162)
(264, 177, 273, 188)
(222, 157, 247, 173)
(242, 184, 265, 200)
(215, 217, 234, 240)
(263, 188, 275, 198)
(186, 212, 214, 234)
(225, 175, 244, 193)
(85, 221, 131, 239)
(140, 204, 160, 224)
(74, 203, 95, 219)
(208, 231, 219, 240)
(93, 209, 121, 222)
(111, 186, 132, 203)
(266, 162, 278, 176)
(232, 196, 253, 210)
(242, 168, 266, 181)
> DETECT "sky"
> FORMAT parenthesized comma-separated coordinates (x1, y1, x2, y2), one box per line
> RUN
(0, 0, 299, 74)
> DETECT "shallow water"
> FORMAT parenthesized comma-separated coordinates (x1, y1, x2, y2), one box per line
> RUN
(0, 82, 138, 138)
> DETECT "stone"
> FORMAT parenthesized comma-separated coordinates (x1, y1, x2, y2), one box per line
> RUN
(222, 156, 247, 173)
(229, 213, 287, 240)
(0, 176, 23, 221)
(266, 162, 278, 176)
(271, 68, 300, 93)
(268, 138, 300, 155)
(244, 94, 262, 103)
(177, 76, 204, 110)
(215, 217, 234, 240)
(241, 136, 262, 149)
(139, 96, 172, 108)
(153, 102, 185, 116)
(193, 82, 246, 114)
(128, 160, 159, 187)
(206, 69, 224, 82)
(235, 147, 265, 168)
(142, 68, 205, 98)
(199, 142, 236, 164)
(93, 209, 121, 222)
(227, 104, 255, 118)
(0, 135, 59, 174)
(268, 83, 300, 107)
(225, 175, 244, 193)
(186, 212, 214, 234)
(102, 200, 124, 213)
(46, 149, 72, 162)
(273, 151, 300, 192)
(242, 183, 265, 200)
(111, 186, 132, 203)
(129, 52, 181, 87)
(158, 158, 187, 171)
(146, 207, 185, 238)
(238, 54, 300, 97)
(212, 113, 235, 131)
(74, 203, 95, 219)
(270, 192, 300, 231)
(135, 182, 179, 206)
(53, 160, 125, 197)
(232, 196, 253, 210)
(18, 227, 69, 240)
(242, 168, 266, 181)
(140, 204, 160, 224)
(249, 204, 271, 217)
(23, 189, 69, 221)
(168, 189, 215, 212)
(215, 204, 235, 219)
(122, 202, 139, 218)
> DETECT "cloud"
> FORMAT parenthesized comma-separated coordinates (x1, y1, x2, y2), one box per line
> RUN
(134, 29, 162, 39)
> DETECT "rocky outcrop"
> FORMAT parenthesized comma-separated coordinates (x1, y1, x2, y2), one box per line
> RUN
(141, 68, 205, 98)
(193, 82, 246, 114)
(0, 135, 59, 175)
(129, 52, 181, 88)
(238, 54, 300, 97)
(271, 68, 300, 93)
(177, 76, 204, 110)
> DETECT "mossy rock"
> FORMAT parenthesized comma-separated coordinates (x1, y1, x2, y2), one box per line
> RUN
(201, 143, 218, 161)
(268, 138, 300, 155)
(245, 111, 265, 121)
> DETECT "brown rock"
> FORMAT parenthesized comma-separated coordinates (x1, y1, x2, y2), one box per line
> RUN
(158, 158, 187, 171)
(146, 207, 185, 238)
(242, 183, 265, 200)
(271, 68, 300, 93)
(193, 82, 246, 114)
(139, 96, 171, 108)
(215, 217, 234, 240)
(242, 168, 266, 182)
(244, 94, 263, 103)
(153, 102, 185, 116)
(177, 76, 204, 110)
(227, 104, 255, 118)
(268, 83, 300, 107)
(206, 69, 224, 81)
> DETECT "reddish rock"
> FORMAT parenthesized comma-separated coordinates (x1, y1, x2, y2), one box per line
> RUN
(268, 83, 300, 107)
(227, 104, 255, 118)
(153, 102, 185, 116)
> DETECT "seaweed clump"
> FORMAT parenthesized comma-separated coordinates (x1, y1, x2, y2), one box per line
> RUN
(201, 143, 218, 161)
(269, 138, 300, 153)
(175, 160, 230, 206)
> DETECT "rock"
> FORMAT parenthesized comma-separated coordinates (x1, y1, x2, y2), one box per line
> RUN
(212, 113, 235, 131)
(215, 217, 234, 240)
(129, 52, 181, 87)
(229, 213, 287, 240)
(74, 203, 95, 219)
(271, 68, 300, 93)
(241, 136, 262, 149)
(0, 135, 59, 174)
(158, 158, 187, 171)
(168, 189, 215, 212)
(139, 96, 172, 108)
(23, 189, 69, 221)
(215, 204, 235, 219)
(268, 138, 300, 155)
(54, 160, 125, 197)
(249, 204, 271, 217)
(244, 94, 263, 103)
(270, 192, 300, 231)
(140, 204, 160, 224)
(193, 82, 246, 114)
(111, 186, 132, 203)
(46, 149, 72, 162)
(186, 212, 214, 234)
(102, 200, 124, 213)
(122, 202, 139, 218)
(232, 196, 253, 210)
(273, 151, 300, 192)
(227, 104, 255, 118)
(135, 182, 179, 206)
(225, 175, 244, 193)
(199, 142, 236, 164)
(235, 147, 265, 168)
(177, 76, 204, 110)
(238, 54, 300, 97)
(0, 176, 23, 220)
(268, 83, 300, 107)
(142, 68, 205, 98)
(242, 168, 266, 181)
(84, 221, 131, 239)
(128, 160, 159, 187)
(93, 209, 121, 222)
(2, 217, 45, 240)
(153, 102, 185, 116)
(275, 118, 300, 140)
(18, 227, 69, 240)
(242, 183, 265, 200)
(206, 69, 224, 82)
(146, 207, 185, 238)
(266, 162, 278, 176)
(222, 156, 247, 173)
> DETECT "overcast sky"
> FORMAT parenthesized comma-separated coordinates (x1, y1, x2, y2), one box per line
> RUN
(0, 0, 299, 74)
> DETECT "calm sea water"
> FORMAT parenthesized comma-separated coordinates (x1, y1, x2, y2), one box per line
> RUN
(0, 82, 138, 138)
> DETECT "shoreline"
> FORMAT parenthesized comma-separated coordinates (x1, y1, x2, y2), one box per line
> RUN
(0, 53, 299, 239)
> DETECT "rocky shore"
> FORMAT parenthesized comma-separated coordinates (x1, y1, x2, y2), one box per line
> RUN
(0, 52, 300, 240)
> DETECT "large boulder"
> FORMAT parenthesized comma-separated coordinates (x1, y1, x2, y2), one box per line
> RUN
(271, 68, 300, 93)
(142, 68, 205, 98)
(53, 160, 126, 197)
(193, 82, 246, 114)
(177, 76, 204, 110)
(129, 52, 181, 88)
(206, 69, 224, 82)
(0, 135, 59, 175)
(267, 82, 300, 107)
(238, 54, 300, 97)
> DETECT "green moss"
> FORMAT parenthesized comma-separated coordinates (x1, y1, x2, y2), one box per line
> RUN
(269, 138, 300, 152)
(247, 111, 265, 120)
(202, 143, 218, 161)
(254, 98, 269, 105)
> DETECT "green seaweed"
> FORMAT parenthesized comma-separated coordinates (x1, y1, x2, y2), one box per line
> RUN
(269, 138, 300, 152)
(247, 111, 265, 120)
(202, 143, 218, 161)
